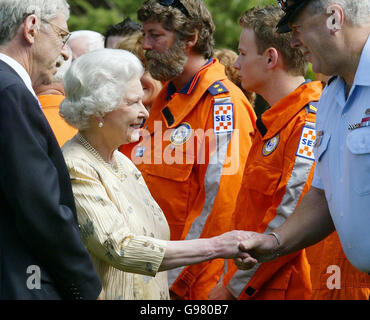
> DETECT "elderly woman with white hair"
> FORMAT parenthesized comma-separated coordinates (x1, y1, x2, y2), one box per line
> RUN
(60, 49, 250, 300)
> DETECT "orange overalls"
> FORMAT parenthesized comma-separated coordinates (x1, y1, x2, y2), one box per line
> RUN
(223, 81, 323, 300)
(38, 95, 77, 147)
(121, 59, 256, 299)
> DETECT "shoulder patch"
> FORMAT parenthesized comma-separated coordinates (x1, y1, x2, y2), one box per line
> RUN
(213, 102, 234, 134)
(296, 126, 316, 161)
(306, 101, 318, 114)
(208, 81, 229, 96)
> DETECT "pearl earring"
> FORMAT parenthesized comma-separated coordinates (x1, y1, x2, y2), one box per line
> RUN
(98, 121, 103, 128)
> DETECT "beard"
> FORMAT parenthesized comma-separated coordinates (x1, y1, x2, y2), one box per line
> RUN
(145, 39, 188, 82)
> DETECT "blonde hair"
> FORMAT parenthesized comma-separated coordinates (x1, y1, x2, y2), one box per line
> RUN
(115, 31, 145, 66)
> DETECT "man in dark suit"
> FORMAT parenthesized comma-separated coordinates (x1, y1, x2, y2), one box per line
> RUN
(0, 0, 102, 299)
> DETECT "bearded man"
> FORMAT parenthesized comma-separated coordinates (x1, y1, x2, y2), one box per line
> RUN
(120, 0, 256, 300)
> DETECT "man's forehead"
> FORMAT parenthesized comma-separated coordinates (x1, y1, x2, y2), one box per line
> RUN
(143, 20, 171, 33)
(240, 28, 255, 41)
(143, 18, 161, 27)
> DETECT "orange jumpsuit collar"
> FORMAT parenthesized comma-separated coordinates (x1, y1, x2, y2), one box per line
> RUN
(262, 81, 323, 140)
(146, 59, 228, 132)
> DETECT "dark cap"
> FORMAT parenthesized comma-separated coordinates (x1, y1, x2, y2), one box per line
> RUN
(276, 0, 312, 33)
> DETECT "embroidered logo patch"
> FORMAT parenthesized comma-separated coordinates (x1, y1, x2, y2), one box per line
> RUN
(213, 103, 234, 134)
(262, 134, 280, 156)
(170, 122, 192, 146)
(296, 126, 316, 160)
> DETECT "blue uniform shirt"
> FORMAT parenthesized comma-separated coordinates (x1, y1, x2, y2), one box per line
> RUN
(312, 36, 370, 273)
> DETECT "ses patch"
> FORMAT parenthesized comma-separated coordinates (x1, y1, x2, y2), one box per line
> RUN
(296, 126, 316, 160)
(213, 103, 234, 134)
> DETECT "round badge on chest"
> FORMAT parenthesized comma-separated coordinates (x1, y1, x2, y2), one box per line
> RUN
(170, 122, 192, 146)
(262, 134, 280, 156)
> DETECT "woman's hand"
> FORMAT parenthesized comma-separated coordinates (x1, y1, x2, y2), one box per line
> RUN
(212, 230, 258, 262)
(160, 230, 258, 271)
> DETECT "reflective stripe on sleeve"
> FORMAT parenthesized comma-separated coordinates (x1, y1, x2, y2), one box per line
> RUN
(266, 121, 315, 231)
(226, 263, 261, 298)
(226, 121, 316, 297)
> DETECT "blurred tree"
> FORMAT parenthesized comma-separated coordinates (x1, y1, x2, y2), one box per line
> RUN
(67, 0, 315, 115)
(205, 0, 276, 51)
(67, 0, 276, 47)
(68, 0, 139, 34)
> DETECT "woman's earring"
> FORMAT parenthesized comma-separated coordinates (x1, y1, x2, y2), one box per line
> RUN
(98, 121, 103, 128)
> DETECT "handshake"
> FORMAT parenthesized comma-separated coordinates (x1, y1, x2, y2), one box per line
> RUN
(207, 230, 282, 300)
(213, 230, 281, 270)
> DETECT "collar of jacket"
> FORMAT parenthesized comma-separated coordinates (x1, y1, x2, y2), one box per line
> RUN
(144, 59, 228, 133)
(261, 80, 323, 140)
(166, 58, 213, 100)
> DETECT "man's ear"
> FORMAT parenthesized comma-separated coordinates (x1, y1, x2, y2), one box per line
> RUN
(23, 14, 40, 45)
(265, 47, 279, 69)
(326, 4, 344, 33)
(185, 29, 199, 49)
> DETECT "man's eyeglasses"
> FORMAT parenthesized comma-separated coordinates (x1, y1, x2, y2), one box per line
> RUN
(277, 0, 289, 12)
(41, 19, 71, 46)
(158, 0, 190, 18)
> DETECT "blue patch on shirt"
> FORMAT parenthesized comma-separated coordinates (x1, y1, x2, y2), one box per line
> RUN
(208, 81, 229, 96)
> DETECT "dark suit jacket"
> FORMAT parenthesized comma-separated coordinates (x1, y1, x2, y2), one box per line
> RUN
(0, 60, 101, 299)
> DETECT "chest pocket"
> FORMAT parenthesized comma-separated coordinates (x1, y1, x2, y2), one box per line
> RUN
(137, 129, 196, 182)
(346, 127, 370, 196)
(246, 163, 282, 196)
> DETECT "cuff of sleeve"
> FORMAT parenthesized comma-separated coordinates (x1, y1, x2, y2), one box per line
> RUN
(119, 236, 167, 277)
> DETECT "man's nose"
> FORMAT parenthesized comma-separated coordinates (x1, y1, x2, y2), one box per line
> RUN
(142, 36, 152, 51)
(61, 44, 70, 61)
(234, 56, 241, 70)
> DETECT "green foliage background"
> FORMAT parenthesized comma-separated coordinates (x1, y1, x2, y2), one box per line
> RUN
(67, 0, 314, 77)
(68, 0, 275, 51)
(67, 0, 315, 114)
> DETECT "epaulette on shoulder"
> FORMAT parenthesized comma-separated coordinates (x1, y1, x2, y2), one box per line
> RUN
(306, 101, 318, 114)
(208, 80, 229, 96)
(327, 76, 338, 86)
